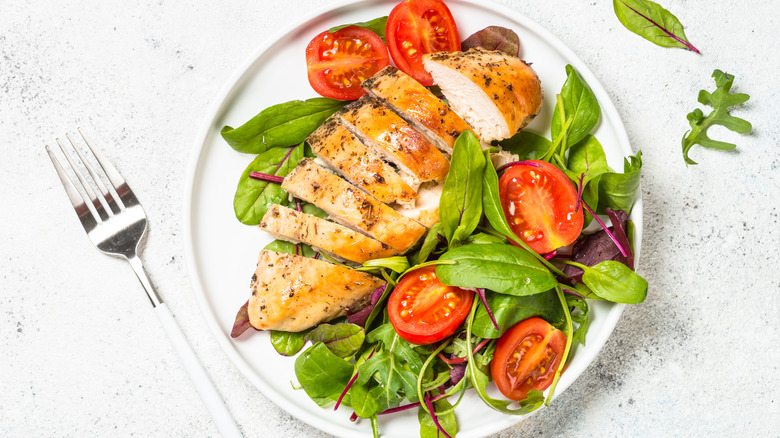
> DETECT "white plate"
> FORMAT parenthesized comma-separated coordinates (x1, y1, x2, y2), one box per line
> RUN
(183, 0, 643, 436)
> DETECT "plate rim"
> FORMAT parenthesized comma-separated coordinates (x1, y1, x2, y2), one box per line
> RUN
(182, 0, 642, 436)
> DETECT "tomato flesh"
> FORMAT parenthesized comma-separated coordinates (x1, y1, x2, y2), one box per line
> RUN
(499, 160, 584, 254)
(386, 0, 460, 85)
(305, 26, 390, 100)
(388, 265, 474, 345)
(491, 317, 566, 401)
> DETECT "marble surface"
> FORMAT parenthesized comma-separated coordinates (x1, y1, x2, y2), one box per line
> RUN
(1, 0, 778, 436)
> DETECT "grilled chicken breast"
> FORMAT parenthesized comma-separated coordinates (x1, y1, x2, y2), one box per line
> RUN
(307, 119, 417, 207)
(338, 97, 450, 184)
(259, 204, 398, 263)
(423, 49, 543, 142)
(248, 250, 385, 332)
(281, 158, 427, 253)
(362, 66, 474, 154)
(394, 182, 443, 229)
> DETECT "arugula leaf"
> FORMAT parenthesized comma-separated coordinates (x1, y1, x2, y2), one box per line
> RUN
(221, 98, 347, 154)
(357, 350, 419, 407)
(682, 69, 752, 165)
(233, 143, 303, 225)
(550, 65, 600, 160)
(461, 25, 520, 56)
(597, 151, 642, 214)
(570, 260, 648, 304)
(270, 330, 309, 356)
(305, 323, 365, 358)
(294, 342, 354, 407)
(439, 131, 486, 248)
(436, 243, 558, 296)
(329, 16, 388, 42)
(367, 323, 424, 373)
(472, 290, 564, 339)
(613, 0, 699, 53)
(498, 131, 551, 160)
(567, 294, 590, 346)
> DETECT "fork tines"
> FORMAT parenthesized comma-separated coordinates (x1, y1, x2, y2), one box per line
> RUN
(46, 128, 135, 228)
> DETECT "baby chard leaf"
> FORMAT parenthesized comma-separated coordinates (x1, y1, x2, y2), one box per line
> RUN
(221, 97, 347, 154)
(305, 323, 365, 358)
(613, 0, 699, 53)
(461, 26, 521, 57)
(682, 69, 752, 165)
(439, 131, 486, 248)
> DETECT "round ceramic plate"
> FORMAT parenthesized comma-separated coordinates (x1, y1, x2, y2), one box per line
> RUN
(184, 0, 642, 436)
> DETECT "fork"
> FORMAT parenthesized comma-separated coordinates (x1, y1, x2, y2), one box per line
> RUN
(45, 128, 242, 438)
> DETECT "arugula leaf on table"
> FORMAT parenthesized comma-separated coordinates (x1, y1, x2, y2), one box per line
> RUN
(294, 342, 355, 407)
(472, 290, 564, 339)
(221, 97, 347, 154)
(305, 323, 365, 359)
(439, 131, 486, 248)
(436, 243, 557, 296)
(613, 0, 699, 53)
(682, 69, 752, 165)
(233, 142, 303, 225)
(329, 16, 388, 42)
(548, 65, 600, 162)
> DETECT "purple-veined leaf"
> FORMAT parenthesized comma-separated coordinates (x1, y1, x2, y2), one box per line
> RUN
(462, 26, 520, 57)
(613, 0, 699, 53)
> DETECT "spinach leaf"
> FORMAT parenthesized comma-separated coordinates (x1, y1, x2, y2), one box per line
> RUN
(436, 243, 557, 296)
(221, 98, 347, 154)
(566, 135, 610, 185)
(461, 25, 520, 56)
(419, 398, 458, 438)
(270, 330, 309, 356)
(233, 143, 303, 225)
(412, 222, 445, 265)
(613, 0, 699, 52)
(360, 256, 410, 274)
(294, 342, 354, 407)
(498, 131, 551, 160)
(439, 131, 486, 248)
(550, 65, 600, 158)
(301, 201, 328, 218)
(575, 260, 648, 304)
(305, 323, 365, 358)
(263, 239, 316, 258)
(597, 151, 642, 214)
(682, 69, 752, 165)
(466, 233, 507, 245)
(329, 16, 388, 42)
(472, 290, 564, 339)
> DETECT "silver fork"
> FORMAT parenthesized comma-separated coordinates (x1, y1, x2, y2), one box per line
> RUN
(46, 128, 242, 438)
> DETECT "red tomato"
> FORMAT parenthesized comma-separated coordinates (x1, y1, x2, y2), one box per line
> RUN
(491, 317, 566, 401)
(305, 26, 390, 100)
(388, 265, 474, 345)
(499, 160, 584, 254)
(386, 0, 461, 86)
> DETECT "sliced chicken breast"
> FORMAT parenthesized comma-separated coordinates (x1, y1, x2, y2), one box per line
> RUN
(338, 96, 450, 184)
(394, 181, 443, 229)
(259, 204, 398, 264)
(281, 158, 427, 253)
(248, 250, 385, 332)
(422, 49, 543, 143)
(307, 119, 417, 207)
(362, 66, 474, 154)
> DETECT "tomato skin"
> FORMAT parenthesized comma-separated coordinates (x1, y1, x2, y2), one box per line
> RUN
(386, 0, 461, 85)
(499, 160, 584, 254)
(305, 26, 390, 100)
(388, 265, 474, 345)
(491, 317, 566, 401)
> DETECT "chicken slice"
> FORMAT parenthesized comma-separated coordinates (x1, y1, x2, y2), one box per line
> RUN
(248, 250, 385, 332)
(338, 96, 450, 184)
(259, 204, 398, 264)
(422, 49, 543, 142)
(362, 66, 475, 154)
(281, 158, 427, 253)
(394, 181, 443, 229)
(307, 119, 417, 207)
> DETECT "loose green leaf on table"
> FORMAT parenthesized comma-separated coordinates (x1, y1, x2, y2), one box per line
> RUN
(682, 69, 752, 165)
(613, 0, 699, 53)
(233, 142, 303, 225)
(330, 16, 388, 42)
(436, 243, 557, 296)
(294, 342, 355, 407)
(221, 97, 347, 154)
(439, 131, 486, 248)
(305, 323, 365, 358)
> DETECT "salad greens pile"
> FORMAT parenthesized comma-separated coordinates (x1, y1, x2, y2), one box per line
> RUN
(223, 60, 647, 436)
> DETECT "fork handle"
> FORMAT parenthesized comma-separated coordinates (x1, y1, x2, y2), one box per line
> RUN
(128, 256, 242, 437)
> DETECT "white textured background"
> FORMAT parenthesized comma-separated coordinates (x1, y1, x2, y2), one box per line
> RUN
(1, 0, 778, 436)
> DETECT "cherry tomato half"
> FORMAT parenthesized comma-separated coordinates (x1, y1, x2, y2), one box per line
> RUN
(491, 317, 566, 401)
(386, 0, 461, 86)
(499, 160, 584, 254)
(305, 26, 390, 100)
(388, 265, 474, 345)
